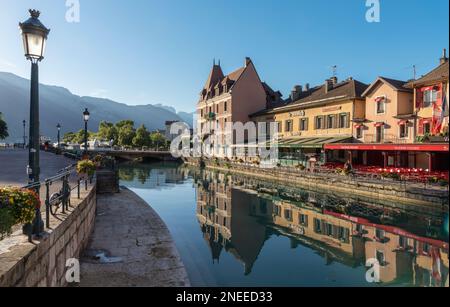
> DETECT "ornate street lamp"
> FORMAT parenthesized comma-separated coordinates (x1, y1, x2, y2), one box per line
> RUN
(19, 9, 50, 235)
(56, 123, 61, 150)
(83, 108, 90, 156)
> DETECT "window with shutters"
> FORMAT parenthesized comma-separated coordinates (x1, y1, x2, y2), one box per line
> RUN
(276, 122, 282, 134)
(316, 116, 323, 130)
(376, 250, 386, 266)
(424, 122, 431, 134)
(327, 115, 334, 129)
(284, 209, 293, 221)
(339, 113, 348, 128)
(376, 100, 385, 114)
(299, 214, 308, 226)
(399, 124, 408, 138)
(285, 120, 293, 132)
(299, 118, 308, 131)
(356, 126, 363, 139)
(423, 89, 438, 108)
(418, 118, 432, 135)
(314, 218, 322, 234)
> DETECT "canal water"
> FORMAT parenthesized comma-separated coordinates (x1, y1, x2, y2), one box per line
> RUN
(119, 162, 449, 287)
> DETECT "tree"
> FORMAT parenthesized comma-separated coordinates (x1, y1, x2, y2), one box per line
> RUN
(63, 132, 76, 143)
(150, 132, 168, 150)
(118, 125, 136, 147)
(132, 124, 151, 148)
(115, 120, 135, 130)
(97, 121, 118, 144)
(64, 130, 94, 144)
(0, 112, 9, 140)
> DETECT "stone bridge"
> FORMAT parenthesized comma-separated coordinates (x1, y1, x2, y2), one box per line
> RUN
(89, 149, 178, 162)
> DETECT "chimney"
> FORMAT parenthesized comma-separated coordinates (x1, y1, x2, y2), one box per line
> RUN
(305, 83, 310, 91)
(325, 79, 333, 93)
(330, 76, 338, 86)
(245, 57, 252, 67)
(440, 48, 448, 65)
(290, 85, 302, 101)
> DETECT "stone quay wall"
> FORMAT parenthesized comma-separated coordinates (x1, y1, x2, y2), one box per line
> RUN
(184, 158, 449, 208)
(0, 184, 97, 287)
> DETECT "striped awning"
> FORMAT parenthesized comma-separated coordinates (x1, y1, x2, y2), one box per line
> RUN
(276, 136, 353, 149)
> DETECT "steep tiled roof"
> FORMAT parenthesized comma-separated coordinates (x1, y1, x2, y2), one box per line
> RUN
(405, 61, 449, 88)
(250, 78, 368, 117)
(362, 77, 412, 97)
(295, 79, 368, 104)
(203, 65, 224, 91)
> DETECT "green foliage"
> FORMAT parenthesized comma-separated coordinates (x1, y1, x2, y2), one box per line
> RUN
(0, 188, 40, 239)
(97, 121, 118, 144)
(63, 130, 94, 144)
(118, 125, 136, 147)
(132, 125, 151, 148)
(76, 159, 96, 177)
(0, 112, 9, 140)
(150, 131, 168, 149)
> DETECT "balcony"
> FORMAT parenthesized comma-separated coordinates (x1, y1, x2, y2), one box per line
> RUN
(204, 112, 216, 121)
(363, 134, 410, 144)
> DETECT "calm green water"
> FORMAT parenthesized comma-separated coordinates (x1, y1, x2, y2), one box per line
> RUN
(119, 162, 449, 287)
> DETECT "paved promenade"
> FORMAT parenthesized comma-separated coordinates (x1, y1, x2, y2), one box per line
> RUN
(0, 149, 75, 186)
(80, 188, 190, 287)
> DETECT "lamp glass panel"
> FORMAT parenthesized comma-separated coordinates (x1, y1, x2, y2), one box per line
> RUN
(23, 32, 45, 59)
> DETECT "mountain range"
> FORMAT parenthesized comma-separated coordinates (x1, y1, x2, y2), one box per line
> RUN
(0, 71, 194, 142)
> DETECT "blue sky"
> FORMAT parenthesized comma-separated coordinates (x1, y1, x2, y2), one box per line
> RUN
(0, 0, 448, 113)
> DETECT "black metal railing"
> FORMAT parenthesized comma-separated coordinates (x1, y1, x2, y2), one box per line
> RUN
(21, 164, 94, 242)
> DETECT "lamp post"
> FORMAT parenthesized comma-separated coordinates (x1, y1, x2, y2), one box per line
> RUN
(56, 123, 61, 150)
(22, 120, 26, 148)
(83, 108, 90, 157)
(19, 9, 50, 236)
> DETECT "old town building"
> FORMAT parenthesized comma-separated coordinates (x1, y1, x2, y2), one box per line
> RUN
(326, 50, 449, 171)
(251, 77, 368, 165)
(196, 58, 281, 158)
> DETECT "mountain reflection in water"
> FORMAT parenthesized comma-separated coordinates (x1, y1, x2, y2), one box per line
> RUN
(119, 163, 449, 287)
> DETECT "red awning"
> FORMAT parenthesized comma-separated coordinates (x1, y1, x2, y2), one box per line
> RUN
(398, 120, 409, 125)
(374, 96, 386, 103)
(354, 124, 364, 129)
(374, 122, 385, 127)
(422, 119, 432, 124)
(324, 143, 449, 152)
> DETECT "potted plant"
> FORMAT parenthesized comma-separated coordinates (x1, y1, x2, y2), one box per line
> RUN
(77, 159, 96, 177)
(93, 154, 104, 169)
(0, 187, 40, 238)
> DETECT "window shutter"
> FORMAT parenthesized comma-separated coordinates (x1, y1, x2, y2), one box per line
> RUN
(333, 114, 338, 129)
(418, 119, 424, 135)
(305, 118, 309, 131)
(346, 113, 351, 128)
(416, 88, 423, 109)
(322, 116, 326, 129)
(314, 116, 318, 129)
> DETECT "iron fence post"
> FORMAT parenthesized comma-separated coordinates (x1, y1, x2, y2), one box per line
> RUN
(77, 179, 80, 199)
(45, 181, 50, 229)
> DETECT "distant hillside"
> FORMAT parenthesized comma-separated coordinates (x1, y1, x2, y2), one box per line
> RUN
(0, 72, 193, 142)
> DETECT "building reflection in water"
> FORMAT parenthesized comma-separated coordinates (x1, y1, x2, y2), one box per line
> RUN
(194, 169, 449, 287)
(118, 163, 449, 287)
